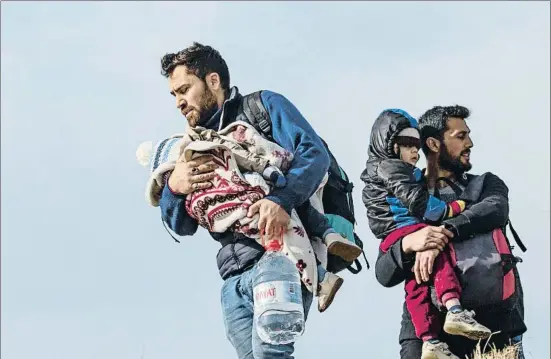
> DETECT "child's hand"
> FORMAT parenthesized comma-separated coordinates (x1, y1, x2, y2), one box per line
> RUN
(445, 200, 466, 218)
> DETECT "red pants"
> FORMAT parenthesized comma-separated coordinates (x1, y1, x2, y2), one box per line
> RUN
(381, 224, 462, 340)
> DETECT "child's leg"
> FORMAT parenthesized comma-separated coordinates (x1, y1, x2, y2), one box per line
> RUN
(432, 249, 462, 311)
(404, 277, 441, 342)
(317, 263, 327, 282)
(296, 201, 361, 262)
(316, 263, 344, 313)
(433, 249, 492, 340)
(295, 200, 333, 239)
(404, 281, 460, 359)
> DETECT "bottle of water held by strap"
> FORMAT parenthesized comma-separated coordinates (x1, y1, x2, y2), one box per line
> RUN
(253, 239, 305, 345)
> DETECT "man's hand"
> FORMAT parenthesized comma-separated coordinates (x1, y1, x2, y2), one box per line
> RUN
(167, 154, 218, 195)
(413, 249, 440, 284)
(247, 199, 290, 241)
(402, 225, 454, 254)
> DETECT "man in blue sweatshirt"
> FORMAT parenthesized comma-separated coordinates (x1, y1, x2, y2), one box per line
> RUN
(158, 42, 330, 359)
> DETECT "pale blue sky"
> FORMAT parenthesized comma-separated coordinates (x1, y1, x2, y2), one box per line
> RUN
(1, 2, 549, 359)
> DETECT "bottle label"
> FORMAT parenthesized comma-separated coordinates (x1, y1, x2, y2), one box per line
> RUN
(253, 280, 303, 314)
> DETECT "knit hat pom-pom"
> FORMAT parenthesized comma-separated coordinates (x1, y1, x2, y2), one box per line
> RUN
(136, 141, 154, 167)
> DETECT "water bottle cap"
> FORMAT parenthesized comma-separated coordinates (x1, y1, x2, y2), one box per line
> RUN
(264, 239, 282, 252)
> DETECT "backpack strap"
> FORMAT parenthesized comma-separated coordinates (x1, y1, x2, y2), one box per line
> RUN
(320, 138, 354, 194)
(505, 219, 527, 252)
(434, 176, 464, 197)
(242, 91, 273, 140)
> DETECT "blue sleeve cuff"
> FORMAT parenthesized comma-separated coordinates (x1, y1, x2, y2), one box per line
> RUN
(423, 195, 447, 222)
(159, 184, 199, 236)
(265, 194, 294, 215)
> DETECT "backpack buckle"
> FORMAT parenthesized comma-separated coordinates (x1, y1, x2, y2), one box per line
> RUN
(345, 182, 354, 193)
(258, 118, 271, 133)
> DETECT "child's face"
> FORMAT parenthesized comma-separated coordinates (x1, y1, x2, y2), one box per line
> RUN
(398, 145, 419, 166)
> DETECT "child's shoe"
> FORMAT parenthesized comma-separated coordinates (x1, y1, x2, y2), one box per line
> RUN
(421, 340, 460, 359)
(443, 309, 492, 340)
(325, 232, 362, 262)
(317, 272, 344, 313)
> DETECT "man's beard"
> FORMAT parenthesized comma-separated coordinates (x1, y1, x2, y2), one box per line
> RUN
(187, 88, 219, 127)
(439, 144, 472, 175)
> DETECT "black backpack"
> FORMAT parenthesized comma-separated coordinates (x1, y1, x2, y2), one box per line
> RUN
(238, 91, 369, 274)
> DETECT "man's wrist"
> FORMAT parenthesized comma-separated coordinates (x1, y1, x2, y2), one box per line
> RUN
(397, 238, 415, 265)
(264, 195, 292, 215)
(401, 234, 413, 254)
(166, 171, 187, 196)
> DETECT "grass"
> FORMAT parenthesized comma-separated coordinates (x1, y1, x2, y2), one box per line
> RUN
(472, 344, 520, 359)
(470, 332, 522, 359)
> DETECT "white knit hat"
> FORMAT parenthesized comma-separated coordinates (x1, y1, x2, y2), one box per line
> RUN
(397, 127, 420, 139)
(136, 135, 186, 207)
(136, 135, 185, 173)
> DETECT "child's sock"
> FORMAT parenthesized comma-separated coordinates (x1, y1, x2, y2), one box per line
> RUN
(322, 228, 336, 239)
(262, 166, 286, 188)
(317, 264, 327, 282)
(444, 298, 463, 313)
(448, 305, 464, 314)
(422, 336, 440, 344)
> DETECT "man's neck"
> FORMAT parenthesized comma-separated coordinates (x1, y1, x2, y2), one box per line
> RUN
(425, 160, 457, 189)
(216, 90, 228, 109)
(202, 88, 235, 131)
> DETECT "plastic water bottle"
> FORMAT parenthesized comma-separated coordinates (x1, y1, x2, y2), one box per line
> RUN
(253, 239, 305, 345)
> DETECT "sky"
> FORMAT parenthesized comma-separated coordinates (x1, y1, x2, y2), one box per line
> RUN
(1, 2, 549, 359)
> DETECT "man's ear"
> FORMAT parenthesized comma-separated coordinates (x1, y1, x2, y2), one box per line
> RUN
(205, 72, 221, 91)
(426, 137, 441, 153)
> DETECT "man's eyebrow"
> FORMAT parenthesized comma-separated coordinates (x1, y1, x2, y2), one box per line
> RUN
(169, 84, 187, 96)
(454, 129, 470, 136)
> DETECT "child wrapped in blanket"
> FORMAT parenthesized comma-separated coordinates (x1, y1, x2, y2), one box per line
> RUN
(136, 120, 362, 312)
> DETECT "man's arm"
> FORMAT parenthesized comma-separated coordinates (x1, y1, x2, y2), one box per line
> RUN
(375, 240, 416, 288)
(159, 179, 199, 236)
(260, 91, 330, 214)
(443, 173, 509, 240)
(376, 224, 453, 287)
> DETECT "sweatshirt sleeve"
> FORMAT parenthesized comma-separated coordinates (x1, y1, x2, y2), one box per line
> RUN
(260, 91, 330, 214)
(159, 178, 199, 236)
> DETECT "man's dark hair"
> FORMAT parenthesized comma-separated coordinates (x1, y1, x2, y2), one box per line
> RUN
(160, 42, 230, 91)
(418, 105, 470, 155)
